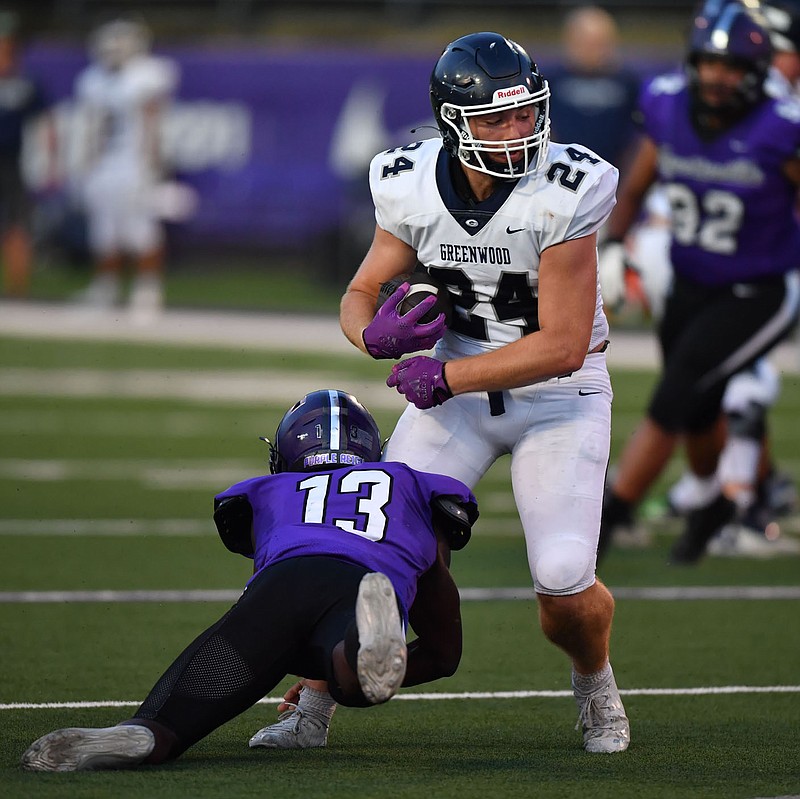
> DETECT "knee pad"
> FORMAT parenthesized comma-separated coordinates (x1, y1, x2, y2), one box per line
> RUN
(723, 362, 780, 414)
(534, 536, 595, 595)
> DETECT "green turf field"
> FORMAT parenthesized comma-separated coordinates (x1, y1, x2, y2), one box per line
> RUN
(1, 331, 799, 799)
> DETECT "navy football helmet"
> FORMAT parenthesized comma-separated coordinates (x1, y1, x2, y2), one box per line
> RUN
(686, 0, 772, 132)
(266, 389, 382, 474)
(430, 31, 550, 179)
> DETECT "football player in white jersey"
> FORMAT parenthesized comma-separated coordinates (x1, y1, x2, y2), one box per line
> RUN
(250, 32, 630, 755)
(72, 18, 178, 321)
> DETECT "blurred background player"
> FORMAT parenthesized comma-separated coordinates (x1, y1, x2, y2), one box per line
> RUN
(547, 5, 641, 180)
(603, 0, 800, 557)
(0, 10, 49, 298)
(72, 17, 178, 321)
(21, 389, 478, 771)
(597, 0, 800, 564)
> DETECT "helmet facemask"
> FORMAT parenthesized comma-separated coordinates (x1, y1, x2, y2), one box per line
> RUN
(430, 32, 551, 180)
(439, 82, 551, 179)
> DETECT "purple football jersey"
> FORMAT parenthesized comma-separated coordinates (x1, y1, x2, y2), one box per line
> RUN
(215, 462, 476, 617)
(640, 73, 800, 285)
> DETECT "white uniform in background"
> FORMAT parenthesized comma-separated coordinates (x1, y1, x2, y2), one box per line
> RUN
(76, 52, 177, 257)
(72, 19, 178, 320)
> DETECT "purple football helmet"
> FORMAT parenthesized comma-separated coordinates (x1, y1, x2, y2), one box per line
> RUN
(267, 389, 382, 474)
(686, 0, 773, 132)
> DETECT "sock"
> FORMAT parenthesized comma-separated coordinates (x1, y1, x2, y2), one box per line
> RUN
(297, 685, 337, 723)
(572, 662, 613, 694)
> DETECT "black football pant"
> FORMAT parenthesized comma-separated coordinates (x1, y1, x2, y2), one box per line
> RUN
(129, 556, 369, 760)
(649, 272, 800, 433)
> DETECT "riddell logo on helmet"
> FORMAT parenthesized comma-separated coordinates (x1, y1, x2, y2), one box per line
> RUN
(494, 85, 529, 101)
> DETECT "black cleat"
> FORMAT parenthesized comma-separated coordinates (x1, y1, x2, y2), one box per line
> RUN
(670, 494, 736, 564)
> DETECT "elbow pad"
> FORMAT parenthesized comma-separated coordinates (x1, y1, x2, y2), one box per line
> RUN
(431, 495, 478, 551)
(213, 495, 254, 557)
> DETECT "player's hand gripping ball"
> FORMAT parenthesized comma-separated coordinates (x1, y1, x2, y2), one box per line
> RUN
(377, 272, 454, 326)
(362, 272, 452, 359)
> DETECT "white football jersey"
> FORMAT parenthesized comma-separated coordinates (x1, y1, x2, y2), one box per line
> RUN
(76, 54, 178, 165)
(369, 137, 617, 358)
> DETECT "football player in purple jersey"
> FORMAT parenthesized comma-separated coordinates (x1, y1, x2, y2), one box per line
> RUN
(597, 0, 800, 564)
(21, 390, 477, 772)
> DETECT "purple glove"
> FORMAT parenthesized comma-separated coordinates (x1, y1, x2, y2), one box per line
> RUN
(387, 356, 453, 409)
(362, 282, 446, 359)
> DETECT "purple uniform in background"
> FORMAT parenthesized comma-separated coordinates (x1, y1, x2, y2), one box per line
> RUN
(640, 73, 800, 285)
(215, 461, 476, 620)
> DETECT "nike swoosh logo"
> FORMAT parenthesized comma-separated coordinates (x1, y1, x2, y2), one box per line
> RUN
(578, 390, 601, 396)
(506, 226, 525, 234)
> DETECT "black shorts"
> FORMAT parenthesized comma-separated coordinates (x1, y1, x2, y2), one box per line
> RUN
(648, 272, 800, 433)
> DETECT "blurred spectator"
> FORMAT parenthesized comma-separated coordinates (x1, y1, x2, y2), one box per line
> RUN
(0, 10, 49, 298)
(72, 17, 178, 322)
(547, 5, 641, 178)
(763, 0, 800, 94)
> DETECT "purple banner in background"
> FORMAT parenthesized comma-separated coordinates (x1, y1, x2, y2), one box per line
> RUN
(23, 44, 675, 252)
(24, 44, 435, 250)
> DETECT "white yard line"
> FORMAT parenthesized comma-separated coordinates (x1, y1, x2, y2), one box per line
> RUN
(3, 684, 800, 710)
(0, 367, 406, 410)
(2, 586, 800, 603)
(2, 299, 797, 373)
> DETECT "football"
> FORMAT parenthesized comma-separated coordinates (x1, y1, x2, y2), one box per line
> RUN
(377, 272, 453, 326)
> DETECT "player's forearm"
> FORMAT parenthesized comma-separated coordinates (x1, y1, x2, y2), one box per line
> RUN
(404, 561, 462, 685)
(402, 636, 461, 686)
(444, 327, 593, 394)
(340, 288, 377, 354)
(605, 136, 659, 241)
(605, 190, 648, 242)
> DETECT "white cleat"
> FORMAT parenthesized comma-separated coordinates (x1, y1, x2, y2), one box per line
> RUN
(249, 706, 329, 749)
(21, 725, 155, 772)
(573, 671, 630, 753)
(355, 572, 407, 704)
(71, 275, 121, 310)
(128, 275, 164, 326)
(708, 524, 800, 558)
